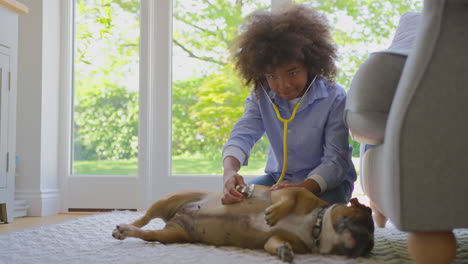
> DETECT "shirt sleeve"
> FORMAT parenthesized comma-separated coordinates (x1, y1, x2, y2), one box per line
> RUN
(223, 92, 266, 166)
(308, 86, 350, 192)
(222, 145, 247, 165)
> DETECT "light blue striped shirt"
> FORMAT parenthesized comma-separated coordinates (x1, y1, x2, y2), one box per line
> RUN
(223, 76, 356, 193)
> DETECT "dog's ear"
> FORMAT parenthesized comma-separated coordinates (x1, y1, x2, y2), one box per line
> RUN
(349, 198, 360, 206)
(349, 198, 372, 215)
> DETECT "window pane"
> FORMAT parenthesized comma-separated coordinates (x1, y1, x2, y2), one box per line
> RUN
(72, 0, 140, 175)
(171, 0, 271, 175)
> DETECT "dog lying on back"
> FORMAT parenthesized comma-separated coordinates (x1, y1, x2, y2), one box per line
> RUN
(112, 185, 374, 262)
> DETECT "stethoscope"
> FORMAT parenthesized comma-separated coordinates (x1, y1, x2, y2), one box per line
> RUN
(260, 74, 318, 184)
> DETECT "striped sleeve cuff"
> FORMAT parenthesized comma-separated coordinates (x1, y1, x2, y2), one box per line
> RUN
(307, 173, 327, 194)
(222, 146, 247, 165)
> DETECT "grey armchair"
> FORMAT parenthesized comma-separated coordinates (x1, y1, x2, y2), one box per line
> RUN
(344, 1, 468, 263)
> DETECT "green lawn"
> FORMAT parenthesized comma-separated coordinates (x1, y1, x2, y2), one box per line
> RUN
(73, 157, 364, 198)
(72, 159, 139, 175)
(73, 156, 266, 175)
(74, 157, 360, 176)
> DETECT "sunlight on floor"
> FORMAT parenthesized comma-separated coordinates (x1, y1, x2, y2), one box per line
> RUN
(0, 212, 98, 235)
(351, 157, 370, 207)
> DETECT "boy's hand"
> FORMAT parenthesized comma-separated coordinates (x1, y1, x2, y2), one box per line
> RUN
(222, 173, 246, 204)
(271, 178, 321, 194)
(270, 180, 295, 191)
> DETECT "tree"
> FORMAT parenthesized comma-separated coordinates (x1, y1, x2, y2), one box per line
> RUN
(172, 1, 270, 66)
(74, 80, 138, 160)
(172, 77, 205, 156)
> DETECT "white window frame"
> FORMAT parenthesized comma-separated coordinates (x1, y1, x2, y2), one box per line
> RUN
(58, 0, 73, 211)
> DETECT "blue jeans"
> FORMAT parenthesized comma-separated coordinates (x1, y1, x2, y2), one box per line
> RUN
(248, 174, 351, 204)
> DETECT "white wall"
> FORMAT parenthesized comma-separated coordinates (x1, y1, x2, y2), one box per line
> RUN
(16, 0, 61, 216)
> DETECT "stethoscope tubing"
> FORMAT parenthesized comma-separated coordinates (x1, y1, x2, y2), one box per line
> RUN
(260, 74, 318, 183)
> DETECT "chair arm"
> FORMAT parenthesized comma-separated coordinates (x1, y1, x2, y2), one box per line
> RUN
(344, 51, 407, 144)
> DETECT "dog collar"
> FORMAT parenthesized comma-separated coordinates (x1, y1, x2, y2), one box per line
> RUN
(311, 206, 330, 248)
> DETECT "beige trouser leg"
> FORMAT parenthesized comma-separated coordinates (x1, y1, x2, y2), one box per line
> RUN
(369, 199, 387, 228)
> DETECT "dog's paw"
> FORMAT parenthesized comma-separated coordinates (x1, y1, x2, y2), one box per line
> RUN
(112, 226, 126, 240)
(265, 204, 283, 226)
(112, 224, 134, 240)
(276, 244, 294, 263)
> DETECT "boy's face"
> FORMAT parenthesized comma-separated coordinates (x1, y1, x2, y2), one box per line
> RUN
(264, 61, 309, 100)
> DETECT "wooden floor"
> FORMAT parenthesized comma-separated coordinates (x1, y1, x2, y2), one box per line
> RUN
(0, 212, 98, 234)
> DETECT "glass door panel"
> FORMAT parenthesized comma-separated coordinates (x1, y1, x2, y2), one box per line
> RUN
(171, 0, 271, 176)
(72, 0, 140, 175)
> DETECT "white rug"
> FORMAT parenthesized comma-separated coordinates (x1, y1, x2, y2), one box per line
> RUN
(1, 211, 468, 264)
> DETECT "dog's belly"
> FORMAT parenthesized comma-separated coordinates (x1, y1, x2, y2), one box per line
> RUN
(173, 207, 313, 250)
(181, 212, 273, 248)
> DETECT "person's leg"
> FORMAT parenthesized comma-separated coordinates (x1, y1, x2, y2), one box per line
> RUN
(247, 174, 277, 186)
(317, 182, 352, 204)
(248, 175, 351, 204)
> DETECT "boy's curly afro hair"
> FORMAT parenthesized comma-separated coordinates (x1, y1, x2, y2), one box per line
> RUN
(231, 4, 338, 91)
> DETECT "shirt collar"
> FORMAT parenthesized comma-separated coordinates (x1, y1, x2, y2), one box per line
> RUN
(265, 73, 329, 109)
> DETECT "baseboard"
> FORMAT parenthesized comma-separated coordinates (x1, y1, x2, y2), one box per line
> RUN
(15, 189, 61, 216)
(13, 200, 30, 218)
(68, 208, 137, 212)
